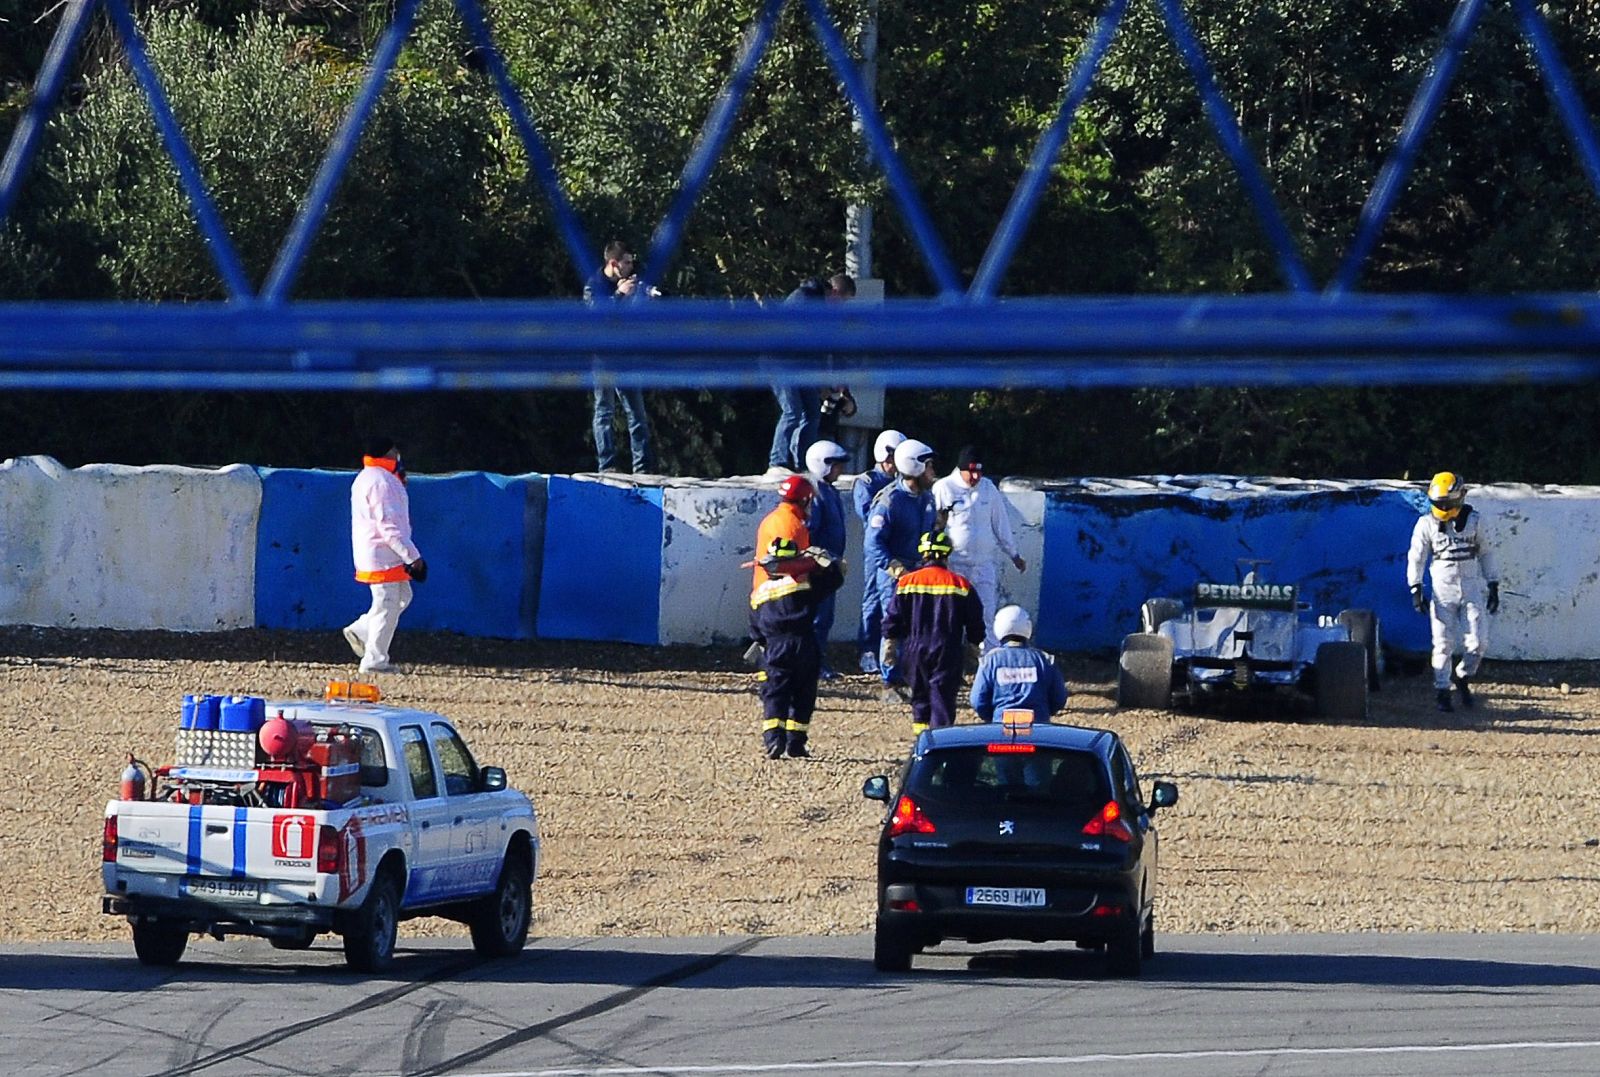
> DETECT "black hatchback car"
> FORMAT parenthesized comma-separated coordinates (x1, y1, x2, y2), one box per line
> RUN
(862, 721, 1178, 976)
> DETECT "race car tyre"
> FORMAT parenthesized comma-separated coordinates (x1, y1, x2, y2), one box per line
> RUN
(268, 927, 317, 950)
(1106, 919, 1142, 977)
(1118, 633, 1174, 710)
(470, 851, 532, 958)
(1141, 913, 1156, 960)
(1315, 641, 1368, 722)
(343, 871, 400, 973)
(1140, 597, 1184, 634)
(131, 919, 188, 966)
(873, 920, 915, 973)
(1337, 608, 1382, 692)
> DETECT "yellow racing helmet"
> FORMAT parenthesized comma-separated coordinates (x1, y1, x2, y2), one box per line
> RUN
(1427, 471, 1465, 520)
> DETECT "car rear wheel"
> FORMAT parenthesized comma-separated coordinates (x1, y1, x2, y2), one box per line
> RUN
(343, 871, 400, 973)
(470, 851, 532, 958)
(1105, 919, 1142, 977)
(873, 920, 915, 973)
(131, 919, 189, 966)
(1140, 913, 1156, 960)
(1118, 633, 1173, 710)
(1140, 598, 1183, 634)
(1337, 608, 1382, 692)
(1315, 641, 1368, 722)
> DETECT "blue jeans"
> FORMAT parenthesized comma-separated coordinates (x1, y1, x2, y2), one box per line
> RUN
(813, 590, 838, 672)
(768, 386, 820, 469)
(593, 388, 655, 473)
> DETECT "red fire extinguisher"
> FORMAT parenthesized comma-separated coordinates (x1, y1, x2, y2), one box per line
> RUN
(120, 754, 151, 801)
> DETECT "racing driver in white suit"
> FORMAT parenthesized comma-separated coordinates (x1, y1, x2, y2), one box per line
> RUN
(1407, 471, 1499, 712)
(933, 445, 1026, 652)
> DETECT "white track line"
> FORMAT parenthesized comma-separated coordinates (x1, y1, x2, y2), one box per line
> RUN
(421, 1038, 1600, 1077)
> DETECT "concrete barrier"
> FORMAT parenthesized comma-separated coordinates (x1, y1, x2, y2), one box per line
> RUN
(537, 475, 662, 643)
(254, 468, 542, 638)
(0, 456, 259, 630)
(5, 457, 1598, 660)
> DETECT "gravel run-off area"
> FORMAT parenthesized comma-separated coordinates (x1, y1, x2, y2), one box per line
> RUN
(4, 627, 1599, 944)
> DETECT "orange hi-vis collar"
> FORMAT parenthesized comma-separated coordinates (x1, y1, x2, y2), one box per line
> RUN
(363, 455, 406, 484)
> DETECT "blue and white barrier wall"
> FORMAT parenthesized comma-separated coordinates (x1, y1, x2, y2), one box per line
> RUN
(2, 456, 1597, 660)
(0, 456, 260, 630)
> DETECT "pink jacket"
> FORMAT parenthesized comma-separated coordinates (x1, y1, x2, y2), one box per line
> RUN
(351, 461, 420, 583)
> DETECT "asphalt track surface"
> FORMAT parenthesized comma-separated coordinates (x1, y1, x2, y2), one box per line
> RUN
(4, 934, 1599, 1077)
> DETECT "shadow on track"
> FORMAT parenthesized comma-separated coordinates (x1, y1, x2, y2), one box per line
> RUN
(11, 940, 1600, 993)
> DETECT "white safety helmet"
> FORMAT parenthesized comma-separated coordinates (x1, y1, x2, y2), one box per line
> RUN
(993, 604, 1033, 642)
(894, 438, 935, 479)
(874, 429, 906, 463)
(805, 439, 849, 481)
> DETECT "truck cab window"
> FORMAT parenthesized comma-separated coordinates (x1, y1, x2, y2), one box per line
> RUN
(431, 723, 478, 796)
(399, 725, 438, 800)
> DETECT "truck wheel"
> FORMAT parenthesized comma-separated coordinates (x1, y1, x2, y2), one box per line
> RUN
(470, 852, 532, 958)
(1337, 609, 1382, 692)
(1316, 641, 1368, 722)
(343, 872, 399, 973)
(1118, 633, 1173, 710)
(1140, 597, 1183, 634)
(1105, 919, 1142, 978)
(131, 919, 188, 966)
(872, 920, 915, 973)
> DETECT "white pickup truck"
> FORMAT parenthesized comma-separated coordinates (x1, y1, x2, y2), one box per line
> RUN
(102, 695, 539, 972)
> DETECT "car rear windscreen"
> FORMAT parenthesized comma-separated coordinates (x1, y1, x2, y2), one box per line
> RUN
(908, 747, 1110, 811)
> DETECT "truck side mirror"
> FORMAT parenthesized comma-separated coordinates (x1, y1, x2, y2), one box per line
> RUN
(861, 775, 890, 802)
(480, 766, 507, 792)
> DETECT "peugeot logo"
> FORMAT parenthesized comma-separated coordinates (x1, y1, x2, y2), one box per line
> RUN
(998, 820, 1015, 836)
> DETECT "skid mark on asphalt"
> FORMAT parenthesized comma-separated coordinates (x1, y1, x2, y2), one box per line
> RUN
(140, 954, 483, 1077)
(169, 1001, 235, 1071)
(402, 998, 468, 1075)
(373, 1036, 1600, 1075)
(406, 938, 762, 1077)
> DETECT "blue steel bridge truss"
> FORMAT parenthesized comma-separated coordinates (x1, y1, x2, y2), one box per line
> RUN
(3, 0, 1600, 391)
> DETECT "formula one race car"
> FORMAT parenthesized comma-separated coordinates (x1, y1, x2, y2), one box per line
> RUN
(1116, 565, 1379, 720)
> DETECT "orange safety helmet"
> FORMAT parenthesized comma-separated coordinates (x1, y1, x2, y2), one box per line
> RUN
(1428, 472, 1465, 520)
(778, 474, 816, 504)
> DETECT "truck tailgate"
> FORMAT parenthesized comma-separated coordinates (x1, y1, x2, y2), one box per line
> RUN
(106, 802, 343, 906)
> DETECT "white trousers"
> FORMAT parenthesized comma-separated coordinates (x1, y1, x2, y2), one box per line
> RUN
(346, 581, 412, 669)
(950, 554, 1001, 650)
(1429, 597, 1486, 689)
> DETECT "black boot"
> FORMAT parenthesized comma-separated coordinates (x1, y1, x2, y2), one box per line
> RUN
(1435, 688, 1454, 713)
(1451, 672, 1474, 709)
(785, 731, 810, 759)
(763, 725, 786, 759)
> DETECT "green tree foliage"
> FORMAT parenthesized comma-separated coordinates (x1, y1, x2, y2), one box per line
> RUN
(3, 0, 1600, 479)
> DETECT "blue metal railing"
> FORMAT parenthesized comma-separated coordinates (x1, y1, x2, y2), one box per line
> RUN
(3, 0, 1600, 389)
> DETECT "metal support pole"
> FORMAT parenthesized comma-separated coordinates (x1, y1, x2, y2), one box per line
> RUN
(844, 0, 878, 281)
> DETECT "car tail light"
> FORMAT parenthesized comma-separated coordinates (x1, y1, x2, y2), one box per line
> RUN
(987, 742, 1035, 754)
(887, 795, 936, 837)
(1093, 903, 1125, 918)
(889, 898, 922, 912)
(316, 824, 343, 874)
(1082, 800, 1134, 842)
(102, 815, 118, 863)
